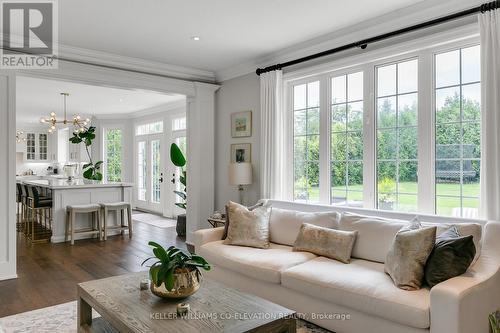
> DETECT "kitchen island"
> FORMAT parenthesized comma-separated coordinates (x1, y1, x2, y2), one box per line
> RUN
(21, 178, 133, 243)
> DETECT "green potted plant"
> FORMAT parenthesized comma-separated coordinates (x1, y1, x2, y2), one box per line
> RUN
(142, 242, 210, 299)
(170, 143, 186, 236)
(69, 126, 104, 180)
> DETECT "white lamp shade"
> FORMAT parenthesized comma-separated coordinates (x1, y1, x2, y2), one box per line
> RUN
(229, 162, 252, 185)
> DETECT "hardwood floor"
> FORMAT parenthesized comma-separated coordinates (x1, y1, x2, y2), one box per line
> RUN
(0, 219, 185, 318)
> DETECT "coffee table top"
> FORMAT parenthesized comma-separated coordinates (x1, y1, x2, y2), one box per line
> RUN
(78, 271, 295, 333)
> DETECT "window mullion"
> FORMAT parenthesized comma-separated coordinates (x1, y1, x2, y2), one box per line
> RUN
(418, 51, 435, 214)
(319, 75, 330, 204)
(363, 64, 376, 209)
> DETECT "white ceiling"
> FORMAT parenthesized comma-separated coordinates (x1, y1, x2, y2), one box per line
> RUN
(16, 76, 185, 125)
(59, 0, 427, 74)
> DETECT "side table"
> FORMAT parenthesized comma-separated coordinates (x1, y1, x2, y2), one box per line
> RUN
(207, 217, 226, 228)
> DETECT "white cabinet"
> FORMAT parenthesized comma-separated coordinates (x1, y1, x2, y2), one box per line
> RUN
(24, 132, 51, 162)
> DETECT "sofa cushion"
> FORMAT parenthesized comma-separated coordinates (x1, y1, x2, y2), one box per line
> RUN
(385, 223, 437, 291)
(422, 221, 482, 264)
(223, 201, 271, 249)
(339, 212, 410, 263)
(269, 208, 340, 246)
(293, 223, 357, 264)
(281, 257, 430, 329)
(424, 226, 476, 288)
(199, 240, 317, 284)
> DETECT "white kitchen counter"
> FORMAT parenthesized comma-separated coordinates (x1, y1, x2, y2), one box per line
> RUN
(18, 177, 133, 243)
(23, 178, 133, 189)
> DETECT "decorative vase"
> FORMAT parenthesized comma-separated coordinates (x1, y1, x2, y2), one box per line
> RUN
(150, 267, 201, 299)
(176, 214, 186, 237)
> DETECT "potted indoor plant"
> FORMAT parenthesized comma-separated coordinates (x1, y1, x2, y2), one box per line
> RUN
(69, 126, 104, 180)
(170, 143, 187, 236)
(142, 242, 210, 299)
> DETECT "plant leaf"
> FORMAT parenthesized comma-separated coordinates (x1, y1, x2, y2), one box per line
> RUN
(165, 268, 175, 291)
(174, 191, 186, 200)
(149, 265, 160, 286)
(175, 203, 186, 210)
(170, 143, 186, 167)
(83, 168, 94, 179)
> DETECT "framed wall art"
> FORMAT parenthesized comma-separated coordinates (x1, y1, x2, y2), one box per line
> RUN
(230, 143, 251, 163)
(231, 111, 252, 138)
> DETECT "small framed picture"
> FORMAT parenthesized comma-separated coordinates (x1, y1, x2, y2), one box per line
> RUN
(231, 143, 251, 163)
(231, 111, 252, 138)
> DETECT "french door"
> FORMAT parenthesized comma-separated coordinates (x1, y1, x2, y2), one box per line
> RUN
(135, 133, 164, 213)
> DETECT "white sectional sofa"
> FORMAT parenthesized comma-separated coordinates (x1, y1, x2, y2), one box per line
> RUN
(194, 200, 500, 333)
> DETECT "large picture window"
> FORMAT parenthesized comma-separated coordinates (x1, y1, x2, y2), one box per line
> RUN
(435, 45, 480, 217)
(293, 81, 320, 203)
(287, 39, 481, 218)
(376, 59, 418, 212)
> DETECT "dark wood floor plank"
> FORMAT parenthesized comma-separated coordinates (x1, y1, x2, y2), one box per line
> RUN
(0, 221, 184, 318)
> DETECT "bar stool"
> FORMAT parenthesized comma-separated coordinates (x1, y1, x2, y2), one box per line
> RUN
(26, 185, 52, 244)
(66, 204, 102, 245)
(100, 202, 133, 240)
(16, 183, 22, 232)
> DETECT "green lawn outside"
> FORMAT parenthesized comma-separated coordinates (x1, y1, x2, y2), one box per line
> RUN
(299, 182, 479, 216)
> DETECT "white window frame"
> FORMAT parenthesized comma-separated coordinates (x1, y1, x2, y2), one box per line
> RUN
(102, 126, 124, 182)
(284, 29, 480, 217)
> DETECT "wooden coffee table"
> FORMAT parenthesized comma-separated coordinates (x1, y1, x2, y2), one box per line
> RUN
(77, 272, 296, 333)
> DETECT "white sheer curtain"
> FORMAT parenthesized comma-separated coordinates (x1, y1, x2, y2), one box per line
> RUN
(260, 70, 285, 199)
(479, 9, 500, 220)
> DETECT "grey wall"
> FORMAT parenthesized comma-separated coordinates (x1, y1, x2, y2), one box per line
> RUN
(215, 73, 261, 210)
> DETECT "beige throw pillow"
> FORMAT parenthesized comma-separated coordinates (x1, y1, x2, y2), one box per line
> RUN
(293, 223, 358, 264)
(385, 221, 436, 290)
(223, 201, 271, 249)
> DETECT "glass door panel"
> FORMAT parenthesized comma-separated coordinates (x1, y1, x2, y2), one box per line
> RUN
(137, 141, 147, 202)
(151, 139, 161, 204)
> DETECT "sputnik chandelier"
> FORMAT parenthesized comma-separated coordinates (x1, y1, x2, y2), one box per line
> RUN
(16, 130, 26, 143)
(40, 93, 90, 134)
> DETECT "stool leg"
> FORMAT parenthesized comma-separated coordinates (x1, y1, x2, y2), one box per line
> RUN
(97, 209, 102, 241)
(127, 206, 132, 239)
(103, 207, 108, 241)
(71, 210, 76, 245)
(65, 210, 69, 242)
(120, 209, 124, 235)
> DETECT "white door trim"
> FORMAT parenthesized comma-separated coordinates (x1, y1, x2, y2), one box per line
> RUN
(1, 60, 219, 280)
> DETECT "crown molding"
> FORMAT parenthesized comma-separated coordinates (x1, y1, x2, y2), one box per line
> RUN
(94, 99, 186, 120)
(57, 44, 216, 83)
(215, 0, 484, 82)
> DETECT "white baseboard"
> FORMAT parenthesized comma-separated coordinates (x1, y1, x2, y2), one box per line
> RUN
(0, 274, 18, 281)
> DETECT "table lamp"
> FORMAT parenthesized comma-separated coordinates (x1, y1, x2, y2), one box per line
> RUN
(229, 162, 253, 204)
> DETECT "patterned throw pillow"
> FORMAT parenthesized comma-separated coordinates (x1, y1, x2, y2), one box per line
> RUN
(223, 201, 271, 249)
(385, 220, 436, 290)
(222, 202, 263, 240)
(424, 226, 476, 288)
(293, 223, 357, 264)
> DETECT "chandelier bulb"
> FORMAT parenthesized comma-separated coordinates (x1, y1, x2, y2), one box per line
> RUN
(51, 125, 56, 130)
(50, 112, 56, 117)
(40, 118, 46, 123)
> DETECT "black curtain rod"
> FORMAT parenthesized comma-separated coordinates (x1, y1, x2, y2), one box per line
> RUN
(256, 0, 500, 75)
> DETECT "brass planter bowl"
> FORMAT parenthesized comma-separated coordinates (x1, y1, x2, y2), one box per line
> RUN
(150, 268, 201, 299)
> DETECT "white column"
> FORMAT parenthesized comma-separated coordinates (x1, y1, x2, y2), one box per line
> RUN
(186, 82, 220, 245)
(0, 72, 17, 280)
